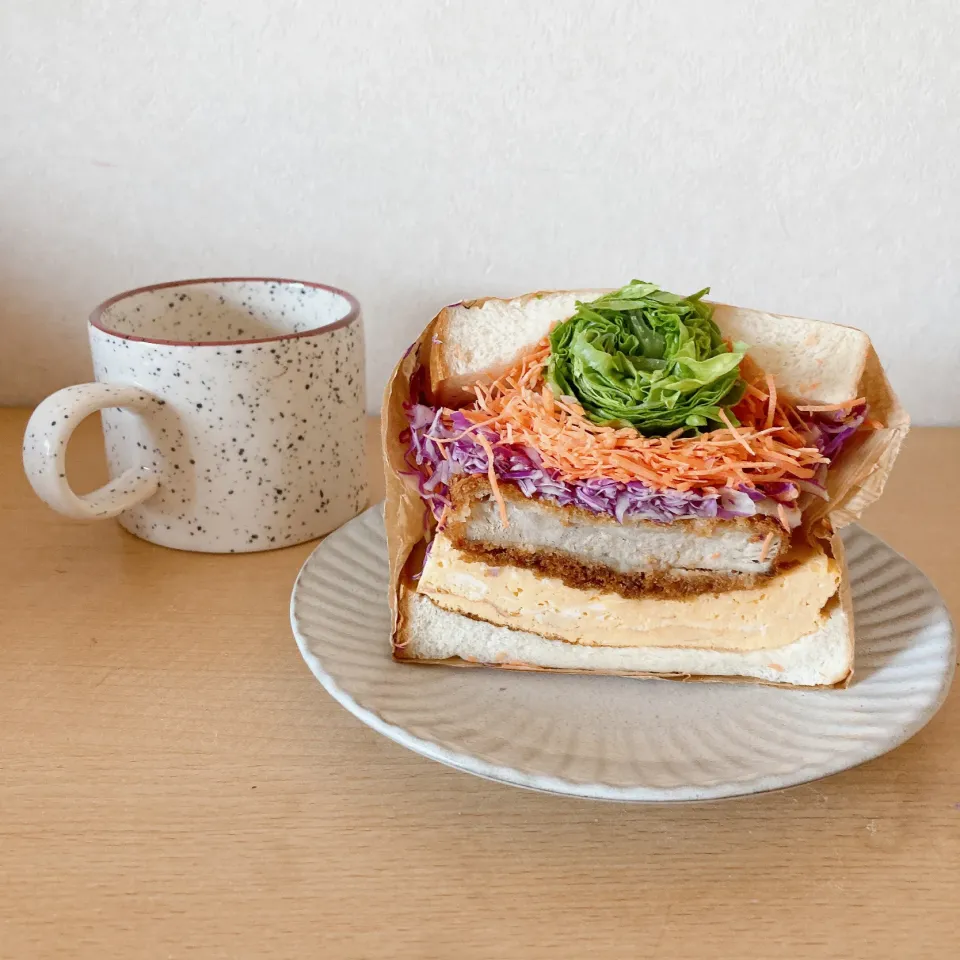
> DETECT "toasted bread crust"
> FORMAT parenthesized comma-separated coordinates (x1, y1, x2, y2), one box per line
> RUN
(427, 305, 454, 402)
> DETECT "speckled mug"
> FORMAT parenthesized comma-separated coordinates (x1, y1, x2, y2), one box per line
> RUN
(23, 278, 367, 552)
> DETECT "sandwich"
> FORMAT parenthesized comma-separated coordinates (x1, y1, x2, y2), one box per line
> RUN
(383, 282, 908, 688)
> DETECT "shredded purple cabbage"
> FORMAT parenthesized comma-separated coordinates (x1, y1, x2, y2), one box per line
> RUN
(402, 401, 867, 528)
(808, 403, 869, 460)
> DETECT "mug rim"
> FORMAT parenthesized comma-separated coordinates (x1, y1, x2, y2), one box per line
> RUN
(89, 276, 361, 347)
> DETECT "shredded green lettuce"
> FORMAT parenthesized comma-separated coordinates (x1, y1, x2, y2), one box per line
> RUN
(546, 281, 747, 435)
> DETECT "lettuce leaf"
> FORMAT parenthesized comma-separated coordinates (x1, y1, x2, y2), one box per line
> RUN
(546, 281, 746, 434)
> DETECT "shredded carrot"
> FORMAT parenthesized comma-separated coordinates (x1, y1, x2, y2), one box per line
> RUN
(472, 430, 507, 525)
(541, 383, 555, 416)
(777, 503, 791, 529)
(764, 374, 777, 431)
(412, 337, 876, 536)
(718, 407, 754, 456)
(457, 338, 829, 498)
(759, 531, 775, 563)
(796, 398, 865, 413)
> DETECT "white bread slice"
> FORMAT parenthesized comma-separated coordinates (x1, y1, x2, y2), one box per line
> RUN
(429, 289, 869, 406)
(430, 290, 605, 405)
(710, 304, 869, 405)
(398, 588, 853, 688)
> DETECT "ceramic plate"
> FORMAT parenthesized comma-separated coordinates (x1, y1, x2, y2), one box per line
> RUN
(290, 506, 955, 802)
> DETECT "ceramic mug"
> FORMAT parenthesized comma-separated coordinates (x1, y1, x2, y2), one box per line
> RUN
(23, 277, 367, 552)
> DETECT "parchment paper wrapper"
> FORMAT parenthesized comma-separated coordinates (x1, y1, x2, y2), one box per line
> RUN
(381, 294, 910, 683)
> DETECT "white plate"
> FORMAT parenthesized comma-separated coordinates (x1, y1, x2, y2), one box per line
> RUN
(290, 505, 955, 802)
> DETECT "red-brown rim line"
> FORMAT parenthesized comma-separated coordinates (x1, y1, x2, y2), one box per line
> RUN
(89, 276, 361, 347)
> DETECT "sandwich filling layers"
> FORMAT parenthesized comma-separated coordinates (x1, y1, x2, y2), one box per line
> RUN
(418, 533, 840, 652)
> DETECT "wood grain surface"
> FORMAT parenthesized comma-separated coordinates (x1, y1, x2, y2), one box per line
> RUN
(1, 408, 958, 960)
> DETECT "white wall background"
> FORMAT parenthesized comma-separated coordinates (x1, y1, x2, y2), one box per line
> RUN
(1, 0, 958, 421)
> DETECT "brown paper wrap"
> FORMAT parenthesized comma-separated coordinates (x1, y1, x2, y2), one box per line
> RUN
(381, 294, 909, 684)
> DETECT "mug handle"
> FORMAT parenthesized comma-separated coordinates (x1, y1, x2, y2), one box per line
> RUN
(23, 383, 163, 520)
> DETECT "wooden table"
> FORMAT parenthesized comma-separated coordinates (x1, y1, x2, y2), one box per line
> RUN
(1, 408, 958, 960)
